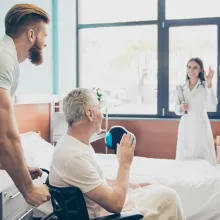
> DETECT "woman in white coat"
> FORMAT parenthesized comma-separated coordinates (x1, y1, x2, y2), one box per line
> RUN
(175, 57, 218, 166)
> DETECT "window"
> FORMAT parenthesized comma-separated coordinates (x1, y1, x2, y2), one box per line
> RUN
(78, 0, 158, 24)
(79, 25, 158, 114)
(77, 1, 220, 118)
(168, 25, 218, 112)
(166, 0, 220, 20)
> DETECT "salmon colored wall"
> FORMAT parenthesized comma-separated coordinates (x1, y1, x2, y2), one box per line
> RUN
(92, 119, 220, 159)
(13, 104, 220, 159)
(14, 104, 51, 142)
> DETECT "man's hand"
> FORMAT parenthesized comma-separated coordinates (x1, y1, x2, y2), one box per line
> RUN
(129, 182, 151, 189)
(0, 165, 43, 179)
(28, 167, 43, 180)
(23, 184, 50, 207)
(138, 182, 152, 187)
(117, 133, 136, 168)
(129, 183, 140, 189)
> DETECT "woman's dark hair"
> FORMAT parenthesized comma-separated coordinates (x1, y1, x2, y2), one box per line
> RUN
(186, 57, 205, 86)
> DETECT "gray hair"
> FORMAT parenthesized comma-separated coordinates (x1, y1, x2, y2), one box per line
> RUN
(63, 88, 97, 126)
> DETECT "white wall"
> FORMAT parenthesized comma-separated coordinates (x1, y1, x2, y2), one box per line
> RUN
(57, 0, 76, 99)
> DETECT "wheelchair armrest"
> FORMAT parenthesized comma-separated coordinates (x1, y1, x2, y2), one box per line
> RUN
(40, 212, 57, 220)
(93, 211, 143, 220)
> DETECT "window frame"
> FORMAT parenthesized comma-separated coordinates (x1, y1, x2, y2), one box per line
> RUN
(163, 18, 220, 119)
(76, 0, 220, 119)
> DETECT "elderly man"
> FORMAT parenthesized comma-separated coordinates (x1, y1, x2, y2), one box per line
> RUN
(49, 88, 185, 220)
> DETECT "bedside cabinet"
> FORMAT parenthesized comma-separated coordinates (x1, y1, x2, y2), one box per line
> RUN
(0, 171, 33, 220)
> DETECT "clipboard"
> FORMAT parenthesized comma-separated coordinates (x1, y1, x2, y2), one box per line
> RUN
(176, 85, 188, 114)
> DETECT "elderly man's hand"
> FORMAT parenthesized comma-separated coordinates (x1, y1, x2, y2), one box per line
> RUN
(28, 167, 43, 180)
(138, 182, 152, 187)
(129, 183, 141, 189)
(129, 182, 152, 189)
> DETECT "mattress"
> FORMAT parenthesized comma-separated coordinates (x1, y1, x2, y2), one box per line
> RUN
(20, 132, 220, 219)
(96, 154, 220, 220)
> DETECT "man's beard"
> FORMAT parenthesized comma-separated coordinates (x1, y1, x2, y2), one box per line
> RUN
(29, 40, 43, 66)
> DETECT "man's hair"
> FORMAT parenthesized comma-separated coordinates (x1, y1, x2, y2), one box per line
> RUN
(5, 4, 50, 38)
(63, 88, 97, 126)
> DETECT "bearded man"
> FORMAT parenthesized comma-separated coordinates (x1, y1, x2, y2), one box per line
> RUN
(0, 4, 51, 207)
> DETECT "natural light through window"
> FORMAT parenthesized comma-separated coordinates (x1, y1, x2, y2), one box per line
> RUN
(79, 25, 158, 115)
(166, 0, 220, 19)
(78, 0, 157, 24)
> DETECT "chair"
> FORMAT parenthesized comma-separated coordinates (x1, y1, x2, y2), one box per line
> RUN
(40, 169, 143, 220)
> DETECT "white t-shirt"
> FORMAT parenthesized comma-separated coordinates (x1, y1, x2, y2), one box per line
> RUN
(49, 134, 108, 219)
(49, 135, 185, 220)
(0, 35, 19, 97)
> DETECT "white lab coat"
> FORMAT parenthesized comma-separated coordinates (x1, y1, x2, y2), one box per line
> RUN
(175, 80, 218, 166)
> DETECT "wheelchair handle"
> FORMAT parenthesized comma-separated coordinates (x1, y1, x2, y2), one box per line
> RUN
(41, 168, 50, 175)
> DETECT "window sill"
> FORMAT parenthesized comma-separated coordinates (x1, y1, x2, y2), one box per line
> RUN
(13, 94, 59, 105)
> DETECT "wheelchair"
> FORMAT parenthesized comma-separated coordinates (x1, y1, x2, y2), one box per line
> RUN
(36, 168, 143, 220)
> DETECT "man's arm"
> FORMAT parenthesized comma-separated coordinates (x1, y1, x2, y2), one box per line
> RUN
(0, 88, 34, 194)
(85, 134, 136, 213)
(85, 164, 130, 213)
(106, 179, 151, 189)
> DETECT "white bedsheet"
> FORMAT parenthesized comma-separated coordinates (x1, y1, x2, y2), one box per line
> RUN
(96, 154, 220, 220)
(20, 132, 220, 219)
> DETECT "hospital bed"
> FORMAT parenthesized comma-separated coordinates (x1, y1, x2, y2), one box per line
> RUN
(17, 132, 220, 219)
